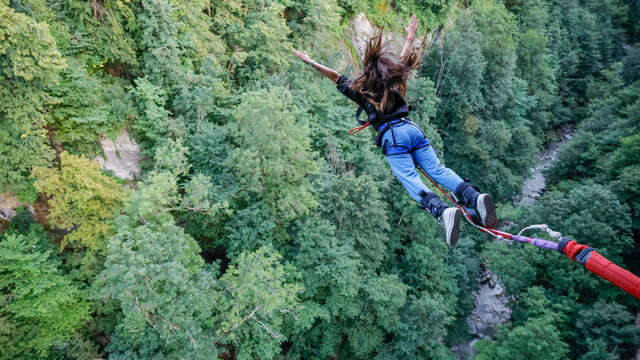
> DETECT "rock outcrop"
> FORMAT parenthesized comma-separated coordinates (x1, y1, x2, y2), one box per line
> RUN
(348, 13, 426, 60)
(467, 265, 512, 338)
(96, 130, 141, 180)
(0, 193, 35, 222)
(452, 266, 511, 360)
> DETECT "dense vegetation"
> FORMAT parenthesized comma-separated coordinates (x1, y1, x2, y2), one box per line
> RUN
(0, 0, 638, 359)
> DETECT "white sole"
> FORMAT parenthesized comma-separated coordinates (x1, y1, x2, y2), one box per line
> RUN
(477, 194, 497, 228)
(443, 208, 461, 247)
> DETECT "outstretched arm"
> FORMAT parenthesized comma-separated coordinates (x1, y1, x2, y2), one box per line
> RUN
(293, 49, 340, 83)
(400, 15, 418, 59)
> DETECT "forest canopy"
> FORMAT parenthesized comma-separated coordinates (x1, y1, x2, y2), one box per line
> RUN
(0, 0, 639, 359)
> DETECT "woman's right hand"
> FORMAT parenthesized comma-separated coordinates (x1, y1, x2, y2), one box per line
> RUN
(293, 49, 312, 64)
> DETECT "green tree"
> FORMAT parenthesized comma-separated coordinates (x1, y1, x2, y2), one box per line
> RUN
(212, 0, 292, 83)
(376, 292, 457, 360)
(96, 220, 219, 359)
(94, 156, 220, 358)
(544, 0, 627, 123)
(0, 233, 90, 359)
(575, 301, 640, 359)
(217, 246, 302, 360)
(317, 171, 389, 269)
(286, 177, 407, 358)
(0, 0, 64, 193)
(96, 173, 300, 358)
(474, 312, 568, 360)
(509, 0, 558, 136)
(49, 59, 134, 151)
(226, 87, 317, 227)
(133, 0, 227, 156)
(549, 66, 636, 183)
(32, 152, 125, 255)
(131, 76, 184, 155)
(49, 0, 137, 66)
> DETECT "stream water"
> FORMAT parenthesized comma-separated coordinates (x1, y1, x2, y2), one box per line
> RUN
(513, 127, 574, 207)
(453, 127, 574, 360)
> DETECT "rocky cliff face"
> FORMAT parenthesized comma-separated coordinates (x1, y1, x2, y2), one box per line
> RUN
(349, 13, 403, 55)
(347, 13, 427, 60)
(0, 193, 34, 222)
(95, 130, 141, 180)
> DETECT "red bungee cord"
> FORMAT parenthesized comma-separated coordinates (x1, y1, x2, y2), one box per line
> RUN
(348, 122, 370, 135)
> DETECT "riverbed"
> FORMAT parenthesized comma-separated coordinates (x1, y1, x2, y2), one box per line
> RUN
(453, 127, 574, 360)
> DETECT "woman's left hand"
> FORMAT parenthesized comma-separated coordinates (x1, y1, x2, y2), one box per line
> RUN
(404, 14, 418, 38)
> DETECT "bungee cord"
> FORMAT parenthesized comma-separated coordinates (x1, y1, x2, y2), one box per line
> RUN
(416, 166, 640, 300)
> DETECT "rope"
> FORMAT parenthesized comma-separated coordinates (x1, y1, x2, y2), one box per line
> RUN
(415, 166, 640, 299)
(517, 224, 563, 240)
(348, 122, 370, 135)
(416, 167, 512, 240)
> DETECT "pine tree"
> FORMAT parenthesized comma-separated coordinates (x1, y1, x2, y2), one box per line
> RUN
(217, 246, 302, 360)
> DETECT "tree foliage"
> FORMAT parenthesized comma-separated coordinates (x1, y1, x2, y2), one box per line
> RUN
(0, 0, 63, 193)
(32, 152, 124, 253)
(0, 232, 90, 359)
(227, 87, 318, 223)
(217, 246, 302, 360)
(1, 0, 639, 358)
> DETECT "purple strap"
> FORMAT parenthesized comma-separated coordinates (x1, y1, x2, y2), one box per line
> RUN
(511, 235, 559, 251)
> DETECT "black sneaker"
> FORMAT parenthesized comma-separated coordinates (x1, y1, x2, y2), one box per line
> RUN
(441, 207, 462, 246)
(456, 182, 498, 228)
(477, 194, 497, 228)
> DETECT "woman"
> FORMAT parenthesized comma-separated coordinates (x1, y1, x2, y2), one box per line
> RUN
(292, 15, 496, 246)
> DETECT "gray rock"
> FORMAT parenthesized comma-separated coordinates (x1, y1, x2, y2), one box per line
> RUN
(515, 126, 575, 206)
(635, 313, 640, 360)
(348, 13, 426, 61)
(96, 130, 141, 180)
(467, 267, 512, 339)
(451, 338, 479, 360)
(0, 193, 35, 221)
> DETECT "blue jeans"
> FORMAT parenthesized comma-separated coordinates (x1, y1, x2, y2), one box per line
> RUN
(381, 120, 464, 203)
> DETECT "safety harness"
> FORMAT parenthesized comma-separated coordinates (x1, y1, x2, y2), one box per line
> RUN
(348, 101, 411, 147)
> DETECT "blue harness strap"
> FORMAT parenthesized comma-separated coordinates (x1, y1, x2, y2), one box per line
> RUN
(355, 104, 377, 125)
(376, 118, 405, 134)
(375, 118, 406, 147)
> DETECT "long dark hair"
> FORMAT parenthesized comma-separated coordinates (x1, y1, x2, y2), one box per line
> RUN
(351, 31, 421, 113)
